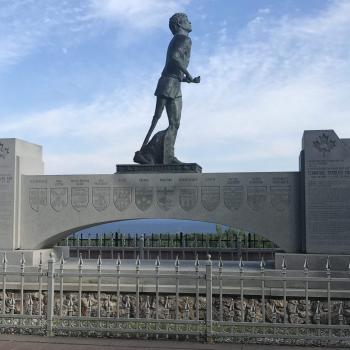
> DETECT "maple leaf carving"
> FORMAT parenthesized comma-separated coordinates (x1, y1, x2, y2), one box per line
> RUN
(313, 133, 336, 156)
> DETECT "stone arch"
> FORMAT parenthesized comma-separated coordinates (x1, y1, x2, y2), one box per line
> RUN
(35, 215, 287, 252)
(21, 172, 300, 253)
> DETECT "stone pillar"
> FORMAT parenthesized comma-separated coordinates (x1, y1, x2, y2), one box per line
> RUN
(0, 138, 43, 250)
(300, 130, 350, 254)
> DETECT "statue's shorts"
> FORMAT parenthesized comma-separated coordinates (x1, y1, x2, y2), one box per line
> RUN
(154, 76, 182, 99)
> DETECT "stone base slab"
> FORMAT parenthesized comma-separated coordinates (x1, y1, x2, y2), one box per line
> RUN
(116, 163, 202, 174)
(2, 247, 69, 266)
(275, 253, 350, 271)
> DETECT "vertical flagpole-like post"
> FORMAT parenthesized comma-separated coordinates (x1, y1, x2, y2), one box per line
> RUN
(218, 257, 223, 322)
(206, 254, 213, 343)
(20, 253, 25, 315)
(304, 257, 309, 324)
(239, 256, 244, 322)
(97, 255, 102, 318)
(260, 257, 266, 323)
(2, 253, 7, 315)
(281, 256, 287, 323)
(47, 252, 55, 336)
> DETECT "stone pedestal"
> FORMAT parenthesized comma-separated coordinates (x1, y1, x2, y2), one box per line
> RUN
(116, 163, 202, 174)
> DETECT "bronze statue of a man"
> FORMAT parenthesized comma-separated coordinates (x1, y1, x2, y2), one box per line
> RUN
(134, 13, 200, 165)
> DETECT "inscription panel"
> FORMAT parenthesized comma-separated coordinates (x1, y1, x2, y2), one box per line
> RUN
(0, 174, 14, 226)
(303, 130, 350, 253)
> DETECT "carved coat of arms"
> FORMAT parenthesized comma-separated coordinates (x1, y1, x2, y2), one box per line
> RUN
(92, 187, 110, 212)
(135, 187, 153, 211)
(113, 187, 132, 211)
(223, 186, 244, 211)
(29, 188, 47, 212)
(201, 186, 220, 211)
(270, 186, 290, 212)
(247, 186, 267, 211)
(157, 187, 176, 211)
(179, 187, 198, 211)
(71, 187, 89, 211)
(50, 188, 68, 212)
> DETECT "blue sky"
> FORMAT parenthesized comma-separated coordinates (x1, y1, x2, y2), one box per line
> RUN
(1, 0, 349, 174)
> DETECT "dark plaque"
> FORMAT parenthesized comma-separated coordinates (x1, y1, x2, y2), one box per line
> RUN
(50, 188, 68, 212)
(71, 187, 89, 212)
(113, 187, 132, 211)
(223, 186, 244, 210)
(247, 186, 267, 211)
(29, 188, 47, 212)
(92, 187, 110, 212)
(135, 187, 154, 211)
(270, 185, 290, 211)
(157, 187, 176, 211)
(179, 186, 198, 211)
(201, 186, 220, 211)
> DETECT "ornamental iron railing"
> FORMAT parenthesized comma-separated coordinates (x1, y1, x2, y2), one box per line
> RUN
(0, 252, 349, 346)
(57, 232, 281, 261)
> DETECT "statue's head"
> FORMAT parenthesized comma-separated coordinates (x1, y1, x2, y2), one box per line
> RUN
(169, 13, 192, 35)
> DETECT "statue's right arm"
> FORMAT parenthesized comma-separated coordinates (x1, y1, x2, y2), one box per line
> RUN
(170, 37, 194, 81)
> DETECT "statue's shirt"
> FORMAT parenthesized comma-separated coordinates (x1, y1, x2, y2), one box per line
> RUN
(162, 34, 192, 81)
(155, 34, 192, 99)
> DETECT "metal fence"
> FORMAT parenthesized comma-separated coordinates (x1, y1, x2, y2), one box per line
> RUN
(0, 252, 349, 346)
(58, 232, 281, 261)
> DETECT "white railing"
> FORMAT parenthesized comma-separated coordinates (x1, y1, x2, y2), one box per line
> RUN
(0, 252, 349, 346)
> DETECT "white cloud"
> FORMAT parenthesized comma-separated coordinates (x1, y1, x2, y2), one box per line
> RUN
(179, 0, 350, 171)
(0, 1, 91, 70)
(89, 0, 191, 30)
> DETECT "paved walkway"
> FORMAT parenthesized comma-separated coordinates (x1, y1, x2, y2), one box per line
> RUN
(0, 335, 344, 350)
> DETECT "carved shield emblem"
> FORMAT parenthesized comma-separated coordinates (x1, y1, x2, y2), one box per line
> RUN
(224, 186, 244, 210)
(179, 187, 198, 211)
(92, 187, 110, 212)
(113, 187, 132, 211)
(270, 185, 291, 211)
(29, 188, 47, 212)
(157, 187, 176, 211)
(135, 187, 153, 211)
(71, 187, 89, 211)
(201, 186, 220, 211)
(247, 186, 267, 211)
(50, 188, 68, 212)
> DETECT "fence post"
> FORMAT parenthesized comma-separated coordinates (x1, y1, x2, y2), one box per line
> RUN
(47, 252, 55, 336)
(139, 234, 144, 260)
(206, 254, 213, 342)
